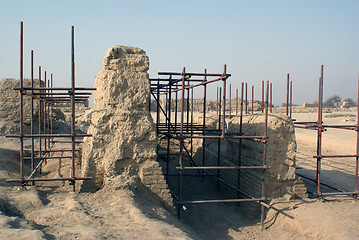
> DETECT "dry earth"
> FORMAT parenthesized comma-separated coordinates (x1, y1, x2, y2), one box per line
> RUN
(0, 109, 358, 239)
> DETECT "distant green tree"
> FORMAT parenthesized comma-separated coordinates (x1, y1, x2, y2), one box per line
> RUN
(323, 95, 341, 108)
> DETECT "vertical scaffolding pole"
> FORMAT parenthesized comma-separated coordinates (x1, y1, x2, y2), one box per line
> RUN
(286, 73, 290, 116)
(166, 76, 172, 181)
(190, 88, 194, 157)
(47, 77, 50, 148)
(236, 88, 238, 116)
(178, 67, 186, 218)
(261, 80, 264, 113)
(229, 84, 232, 119)
(222, 65, 227, 138)
(217, 87, 222, 190)
(290, 80, 293, 119)
(70, 26, 76, 192)
(237, 82, 244, 196)
(218, 65, 227, 189)
(19, 22, 24, 180)
(270, 82, 272, 113)
(261, 81, 269, 227)
(251, 85, 254, 114)
(175, 89, 178, 132)
(156, 79, 160, 155)
(38, 66, 42, 174)
(202, 69, 207, 174)
(245, 83, 248, 114)
(30, 50, 35, 174)
(50, 74, 53, 146)
(165, 93, 168, 129)
(355, 74, 359, 196)
(44, 71, 47, 156)
(216, 87, 219, 116)
(186, 78, 190, 133)
(316, 65, 324, 197)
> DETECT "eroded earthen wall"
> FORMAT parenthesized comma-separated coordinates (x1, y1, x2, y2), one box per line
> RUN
(193, 113, 307, 217)
(80, 46, 173, 210)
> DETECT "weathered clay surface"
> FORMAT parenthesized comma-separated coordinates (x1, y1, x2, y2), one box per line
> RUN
(80, 46, 173, 210)
(0, 78, 42, 135)
(192, 113, 307, 217)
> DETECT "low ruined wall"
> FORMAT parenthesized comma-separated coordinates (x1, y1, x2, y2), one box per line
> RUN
(80, 46, 173, 211)
(0, 78, 42, 135)
(193, 113, 307, 217)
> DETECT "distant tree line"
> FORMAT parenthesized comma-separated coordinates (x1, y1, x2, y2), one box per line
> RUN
(321, 95, 356, 108)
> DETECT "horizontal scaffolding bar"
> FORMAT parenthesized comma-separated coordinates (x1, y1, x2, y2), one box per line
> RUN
(158, 72, 231, 77)
(23, 156, 72, 160)
(6, 177, 91, 182)
(179, 198, 266, 204)
(16, 87, 96, 91)
(319, 192, 358, 196)
(6, 133, 92, 138)
(176, 166, 270, 170)
(313, 154, 359, 158)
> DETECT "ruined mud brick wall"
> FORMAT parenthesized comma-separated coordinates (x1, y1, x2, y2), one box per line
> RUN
(80, 46, 173, 211)
(193, 114, 307, 217)
(0, 78, 43, 135)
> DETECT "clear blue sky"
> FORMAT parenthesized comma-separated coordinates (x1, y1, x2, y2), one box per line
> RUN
(1, 0, 359, 105)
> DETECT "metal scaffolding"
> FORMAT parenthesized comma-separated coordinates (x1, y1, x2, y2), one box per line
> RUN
(294, 65, 359, 199)
(150, 66, 272, 225)
(6, 22, 95, 191)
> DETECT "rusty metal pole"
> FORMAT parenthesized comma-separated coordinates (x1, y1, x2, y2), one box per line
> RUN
(190, 87, 194, 157)
(217, 87, 222, 190)
(70, 26, 76, 192)
(261, 80, 264, 113)
(216, 87, 219, 116)
(19, 22, 24, 180)
(222, 65, 227, 138)
(156, 79, 160, 140)
(270, 82, 273, 113)
(166, 77, 172, 181)
(316, 65, 324, 197)
(290, 80, 293, 119)
(165, 92, 168, 128)
(286, 73, 289, 116)
(175, 89, 178, 132)
(356, 74, 359, 196)
(149, 79, 151, 112)
(261, 81, 269, 228)
(44, 71, 47, 157)
(237, 82, 244, 195)
(178, 67, 186, 218)
(38, 66, 42, 174)
(252, 85, 254, 114)
(230, 84, 233, 118)
(50, 74, 53, 146)
(47, 77, 50, 149)
(202, 69, 207, 173)
(236, 88, 238, 116)
(186, 78, 190, 133)
(30, 50, 35, 174)
(245, 83, 248, 114)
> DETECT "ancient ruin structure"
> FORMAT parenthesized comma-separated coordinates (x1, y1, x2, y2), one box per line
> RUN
(80, 46, 173, 209)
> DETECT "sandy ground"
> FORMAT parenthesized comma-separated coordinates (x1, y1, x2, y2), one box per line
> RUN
(0, 109, 358, 239)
